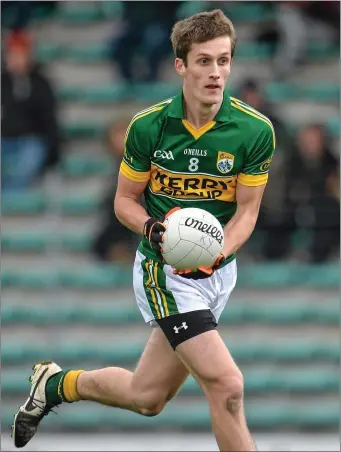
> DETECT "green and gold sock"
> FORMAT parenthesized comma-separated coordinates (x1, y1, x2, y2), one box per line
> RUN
(45, 370, 84, 406)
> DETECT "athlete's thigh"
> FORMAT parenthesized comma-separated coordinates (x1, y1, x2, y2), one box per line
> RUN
(131, 327, 189, 402)
(175, 330, 242, 390)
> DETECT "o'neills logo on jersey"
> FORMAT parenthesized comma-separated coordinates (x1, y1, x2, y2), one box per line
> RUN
(184, 218, 224, 245)
(184, 148, 208, 157)
(149, 164, 237, 202)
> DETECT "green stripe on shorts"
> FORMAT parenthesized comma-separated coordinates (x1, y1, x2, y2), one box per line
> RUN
(142, 258, 179, 319)
(142, 258, 161, 319)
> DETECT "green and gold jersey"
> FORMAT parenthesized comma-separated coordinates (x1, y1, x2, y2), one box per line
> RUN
(120, 90, 276, 262)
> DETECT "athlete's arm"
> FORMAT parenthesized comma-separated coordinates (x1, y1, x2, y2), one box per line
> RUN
(221, 182, 266, 257)
(114, 173, 150, 235)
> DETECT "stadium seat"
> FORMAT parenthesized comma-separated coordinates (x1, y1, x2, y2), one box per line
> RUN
(237, 262, 340, 287)
(2, 340, 339, 365)
(61, 154, 112, 177)
(266, 82, 339, 102)
(62, 122, 106, 139)
(36, 42, 339, 65)
(2, 233, 48, 252)
(2, 191, 102, 215)
(327, 116, 340, 136)
(2, 300, 339, 325)
(2, 263, 339, 289)
(60, 83, 130, 103)
(53, 2, 123, 23)
(58, 81, 339, 106)
(1, 190, 46, 214)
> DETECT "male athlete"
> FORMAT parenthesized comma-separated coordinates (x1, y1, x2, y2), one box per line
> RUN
(13, 9, 275, 451)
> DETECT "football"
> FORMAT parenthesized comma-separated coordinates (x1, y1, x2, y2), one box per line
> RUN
(161, 208, 224, 270)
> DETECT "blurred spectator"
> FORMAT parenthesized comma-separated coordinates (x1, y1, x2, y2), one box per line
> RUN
(261, 124, 340, 262)
(1, 31, 61, 191)
(108, 1, 181, 84)
(238, 78, 292, 260)
(238, 78, 290, 149)
(303, 1, 340, 42)
(92, 119, 137, 264)
(1, 1, 58, 31)
(256, 1, 339, 79)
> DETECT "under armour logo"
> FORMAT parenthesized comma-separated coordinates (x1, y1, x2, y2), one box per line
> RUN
(173, 322, 188, 334)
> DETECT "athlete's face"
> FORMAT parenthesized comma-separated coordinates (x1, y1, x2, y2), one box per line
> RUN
(175, 36, 232, 106)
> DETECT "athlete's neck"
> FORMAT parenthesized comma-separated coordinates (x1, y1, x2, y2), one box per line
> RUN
(183, 87, 222, 129)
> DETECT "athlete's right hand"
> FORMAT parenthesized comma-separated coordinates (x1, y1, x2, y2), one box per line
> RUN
(143, 207, 181, 252)
(143, 218, 166, 252)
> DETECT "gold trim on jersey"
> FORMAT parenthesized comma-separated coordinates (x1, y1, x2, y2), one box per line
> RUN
(125, 106, 165, 143)
(238, 172, 268, 186)
(149, 163, 237, 201)
(231, 98, 276, 149)
(124, 99, 173, 142)
(182, 120, 216, 140)
(120, 161, 150, 183)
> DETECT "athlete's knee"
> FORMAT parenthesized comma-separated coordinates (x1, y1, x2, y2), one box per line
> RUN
(138, 403, 163, 417)
(202, 372, 244, 413)
(132, 390, 166, 417)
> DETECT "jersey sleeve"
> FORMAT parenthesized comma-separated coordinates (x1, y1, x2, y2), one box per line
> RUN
(238, 123, 275, 187)
(119, 119, 151, 183)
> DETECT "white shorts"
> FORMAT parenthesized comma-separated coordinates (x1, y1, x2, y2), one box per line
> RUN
(133, 250, 237, 326)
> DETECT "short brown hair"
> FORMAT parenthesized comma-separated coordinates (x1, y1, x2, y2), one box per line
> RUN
(171, 9, 237, 64)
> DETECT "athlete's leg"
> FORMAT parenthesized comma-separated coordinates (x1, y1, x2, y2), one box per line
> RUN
(77, 327, 189, 415)
(176, 329, 256, 452)
(12, 328, 188, 448)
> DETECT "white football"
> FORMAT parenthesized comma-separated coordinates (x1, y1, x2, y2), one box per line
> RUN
(161, 208, 224, 271)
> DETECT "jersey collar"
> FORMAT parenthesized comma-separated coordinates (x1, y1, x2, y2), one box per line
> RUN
(167, 89, 231, 122)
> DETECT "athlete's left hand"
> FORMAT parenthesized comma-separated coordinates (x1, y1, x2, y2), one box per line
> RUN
(173, 253, 226, 280)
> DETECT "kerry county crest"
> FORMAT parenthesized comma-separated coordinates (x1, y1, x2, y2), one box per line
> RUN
(217, 152, 234, 174)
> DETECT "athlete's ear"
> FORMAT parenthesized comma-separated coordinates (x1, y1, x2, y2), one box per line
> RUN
(175, 58, 185, 77)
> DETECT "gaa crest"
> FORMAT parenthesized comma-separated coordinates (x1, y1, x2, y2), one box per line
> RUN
(217, 152, 234, 174)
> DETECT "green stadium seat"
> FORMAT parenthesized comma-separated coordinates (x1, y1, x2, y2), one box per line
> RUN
(59, 265, 133, 288)
(60, 233, 93, 251)
(54, 6, 102, 23)
(63, 44, 109, 62)
(2, 340, 339, 365)
(133, 83, 181, 103)
(36, 41, 339, 65)
(59, 84, 130, 103)
(60, 195, 100, 214)
(2, 300, 339, 325)
(1, 401, 339, 430)
(2, 263, 339, 289)
(328, 116, 340, 136)
(266, 82, 339, 102)
(35, 43, 61, 63)
(62, 122, 106, 139)
(58, 80, 339, 107)
(61, 154, 112, 177)
(2, 231, 92, 253)
(2, 191, 102, 216)
(53, 2, 123, 23)
(100, 1, 124, 19)
(1, 270, 58, 290)
(237, 262, 340, 287)
(1, 190, 46, 214)
(2, 233, 48, 252)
